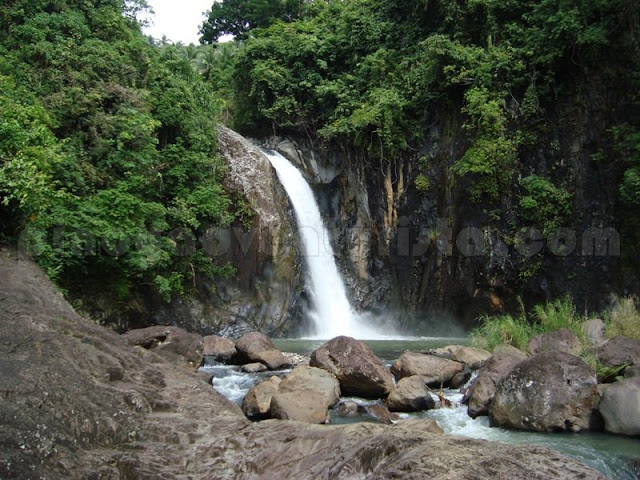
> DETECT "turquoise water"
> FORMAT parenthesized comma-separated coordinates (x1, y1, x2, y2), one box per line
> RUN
(271, 338, 640, 480)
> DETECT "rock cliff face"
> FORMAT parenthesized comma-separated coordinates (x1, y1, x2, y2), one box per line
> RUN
(0, 247, 609, 479)
(259, 79, 631, 331)
(149, 126, 309, 337)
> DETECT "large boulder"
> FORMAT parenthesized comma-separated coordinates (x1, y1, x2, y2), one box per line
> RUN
(391, 352, 465, 387)
(270, 390, 331, 424)
(598, 377, 640, 436)
(122, 326, 203, 365)
(466, 351, 527, 418)
(386, 376, 436, 412)
(242, 376, 282, 420)
(235, 332, 290, 370)
(597, 336, 640, 367)
(527, 328, 582, 356)
(489, 352, 601, 432)
(202, 335, 238, 364)
(426, 345, 491, 370)
(278, 366, 341, 408)
(310, 336, 394, 398)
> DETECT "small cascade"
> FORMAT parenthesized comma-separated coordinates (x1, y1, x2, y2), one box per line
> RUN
(264, 150, 385, 339)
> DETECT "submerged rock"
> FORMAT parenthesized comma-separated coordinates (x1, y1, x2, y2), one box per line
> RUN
(391, 352, 465, 387)
(310, 336, 394, 398)
(489, 351, 601, 433)
(241, 362, 268, 373)
(598, 377, 640, 436)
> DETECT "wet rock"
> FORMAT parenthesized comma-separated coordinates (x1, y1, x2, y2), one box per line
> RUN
(489, 352, 601, 433)
(310, 336, 394, 398)
(527, 328, 582, 356)
(598, 377, 640, 436)
(335, 401, 359, 417)
(597, 336, 640, 367)
(386, 376, 436, 413)
(270, 390, 331, 424)
(582, 319, 606, 347)
(363, 404, 400, 425)
(242, 376, 282, 420)
(450, 367, 473, 389)
(391, 352, 465, 387)
(122, 326, 204, 365)
(467, 352, 527, 418)
(202, 335, 238, 364)
(427, 345, 491, 369)
(241, 362, 268, 373)
(235, 332, 290, 370)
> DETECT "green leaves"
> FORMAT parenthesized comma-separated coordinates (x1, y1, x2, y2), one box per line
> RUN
(0, 0, 238, 305)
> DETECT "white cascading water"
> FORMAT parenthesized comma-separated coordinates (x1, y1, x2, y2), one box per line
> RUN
(264, 150, 384, 339)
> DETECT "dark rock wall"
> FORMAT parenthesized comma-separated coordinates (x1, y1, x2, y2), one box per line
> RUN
(262, 78, 630, 332)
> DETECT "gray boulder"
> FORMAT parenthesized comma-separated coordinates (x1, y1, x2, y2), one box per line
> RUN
(582, 319, 606, 347)
(270, 390, 331, 424)
(122, 326, 204, 365)
(386, 375, 436, 412)
(235, 332, 290, 370)
(597, 336, 640, 367)
(310, 336, 394, 398)
(624, 364, 640, 379)
(467, 351, 527, 418)
(489, 351, 601, 432)
(278, 366, 341, 408)
(202, 335, 237, 363)
(598, 377, 640, 436)
(242, 376, 281, 420)
(391, 352, 465, 387)
(527, 328, 582, 356)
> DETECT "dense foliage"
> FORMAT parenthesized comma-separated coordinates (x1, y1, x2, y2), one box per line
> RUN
(0, 0, 240, 315)
(203, 0, 640, 299)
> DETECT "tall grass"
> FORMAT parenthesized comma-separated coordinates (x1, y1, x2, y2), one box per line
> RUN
(605, 296, 640, 340)
(471, 296, 582, 352)
(471, 296, 640, 353)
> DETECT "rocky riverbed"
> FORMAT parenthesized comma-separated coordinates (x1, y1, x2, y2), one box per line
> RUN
(0, 247, 615, 479)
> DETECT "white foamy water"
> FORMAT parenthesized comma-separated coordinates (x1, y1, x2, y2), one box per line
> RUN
(264, 150, 388, 340)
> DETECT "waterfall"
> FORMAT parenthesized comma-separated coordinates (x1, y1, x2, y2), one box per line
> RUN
(264, 150, 384, 339)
